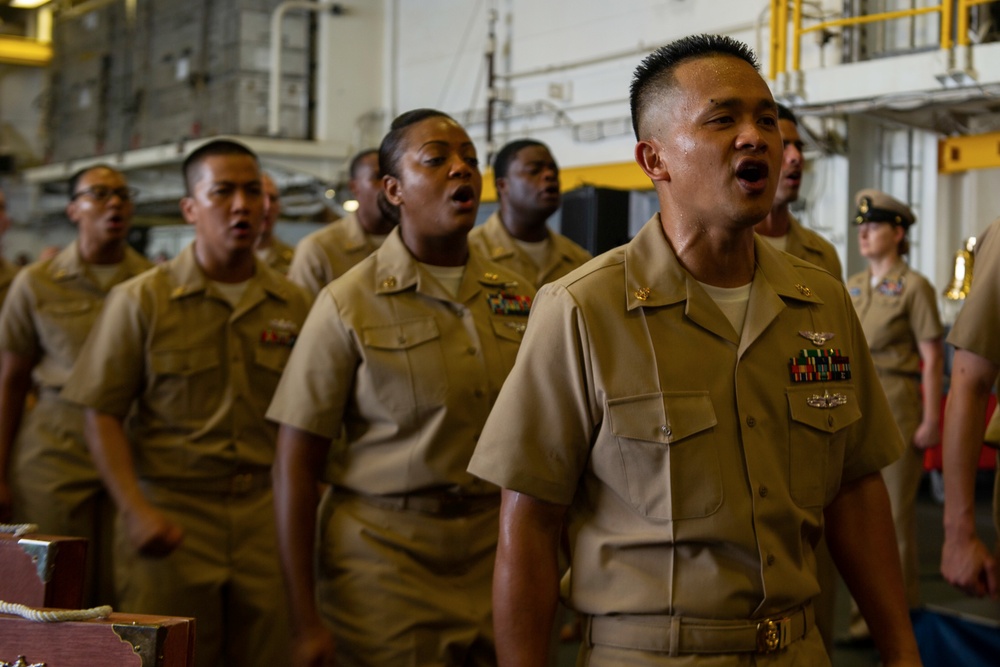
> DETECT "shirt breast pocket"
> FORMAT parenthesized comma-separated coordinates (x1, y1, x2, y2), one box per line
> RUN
(607, 392, 721, 521)
(362, 318, 447, 412)
(38, 299, 94, 351)
(786, 386, 861, 508)
(149, 346, 222, 423)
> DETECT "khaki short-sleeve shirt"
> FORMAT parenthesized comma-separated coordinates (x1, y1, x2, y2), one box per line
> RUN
(785, 215, 843, 280)
(847, 261, 943, 376)
(267, 227, 534, 495)
(949, 218, 1000, 365)
(0, 257, 18, 307)
(286, 213, 379, 296)
(0, 242, 153, 390)
(468, 214, 903, 620)
(61, 244, 311, 479)
(257, 237, 295, 275)
(468, 212, 592, 288)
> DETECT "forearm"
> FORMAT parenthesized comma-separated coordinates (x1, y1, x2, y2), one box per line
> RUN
(273, 425, 329, 628)
(83, 409, 148, 512)
(494, 490, 566, 667)
(942, 352, 995, 539)
(918, 340, 943, 434)
(826, 472, 921, 664)
(0, 352, 35, 481)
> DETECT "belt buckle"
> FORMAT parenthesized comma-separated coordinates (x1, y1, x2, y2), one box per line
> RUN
(756, 617, 787, 653)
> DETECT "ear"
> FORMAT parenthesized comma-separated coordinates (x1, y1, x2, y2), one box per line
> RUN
(634, 139, 670, 183)
(893, 225, 906, 244)
(65, 201, 80, 225)
(495, 176, 508, 197)
(179, 197, 198, 226)
(383, 174, 403, 207)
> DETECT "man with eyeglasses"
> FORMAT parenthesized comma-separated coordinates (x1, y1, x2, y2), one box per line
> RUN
(0, 165, 152, 606)
(0, 186, 19, 305)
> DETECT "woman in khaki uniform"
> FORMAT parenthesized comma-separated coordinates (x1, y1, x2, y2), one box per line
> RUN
(845, 188, 944, 639)
(268, 109, 535, 667)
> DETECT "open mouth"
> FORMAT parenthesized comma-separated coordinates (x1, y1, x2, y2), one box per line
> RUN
(452, 185, 477, 206)
(736, 159, 769, 184)
(232, 220, 252, 232)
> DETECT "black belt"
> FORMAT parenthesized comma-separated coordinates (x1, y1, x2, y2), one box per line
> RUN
(144, 471, 271, 497)
(586, 603, 814, 656)
(337, 489, 499, 518)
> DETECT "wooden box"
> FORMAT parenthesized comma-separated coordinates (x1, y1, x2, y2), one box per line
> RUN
(0, 534, 87, 609)
(0, 612, 195, 667)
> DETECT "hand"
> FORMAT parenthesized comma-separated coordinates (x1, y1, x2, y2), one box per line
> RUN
(122, 504, 184, 557)
(911, 421, 940, 450)
(292, 623, 336, 667)
(941, 533, 999, 598)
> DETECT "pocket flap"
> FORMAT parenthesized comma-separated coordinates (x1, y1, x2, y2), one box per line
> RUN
(491, 317, 527, 343)
(363, 318, 440, 350)
(41, 299, 92, 316)
(786, 386, 862, 433)
(150, 346, 220, 376)
(608, 392, 716, 444)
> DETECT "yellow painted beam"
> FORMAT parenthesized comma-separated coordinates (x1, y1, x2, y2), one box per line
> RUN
(939, 132, 1000, 174)
(0, 35, 53, 67)
(480, 161, 652, 203)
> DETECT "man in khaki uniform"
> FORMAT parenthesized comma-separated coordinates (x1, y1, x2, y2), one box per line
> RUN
(755, 104, 842, 280)
(287, 149, 396, 296)
(62, 141, 311, 667)
(845, 189, 943, 639)
(468, 35, 921, 666)
(0, 186, 19, 304)
(255, 172, 295, 274)
(469, 140, 591, 288)
(0, 166, 152, 605)
(941, 216, 1000, 599)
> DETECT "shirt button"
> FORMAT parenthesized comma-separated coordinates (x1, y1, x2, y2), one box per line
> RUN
(467, 347, 477, 355)
(759, 485, 768, 498)
(660, 425, 671, 437)
(766, 553, 775, 566)
(397, 336, 406, 344)
(474, 388, 485, 398)
(746, 416, 756, 427)
(828, 415, 834, 427)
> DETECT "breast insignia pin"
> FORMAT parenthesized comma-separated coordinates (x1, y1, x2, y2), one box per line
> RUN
(806, 390, 848, 409)
(799, 331, 835, 346)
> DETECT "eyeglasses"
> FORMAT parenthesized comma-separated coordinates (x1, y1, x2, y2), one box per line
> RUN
(71, 186, 138, 203)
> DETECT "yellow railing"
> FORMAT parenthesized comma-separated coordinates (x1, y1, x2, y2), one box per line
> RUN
(770, 0, 999, 79)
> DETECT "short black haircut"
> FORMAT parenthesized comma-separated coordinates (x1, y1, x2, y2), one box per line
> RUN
(629, 34, 760, 140)
(68, 164, 117, 200)
(492, 139, 549, 187)
(182, 139, 259, 195)
(777, 103, 798, 125)
(349, 148, 379, 180)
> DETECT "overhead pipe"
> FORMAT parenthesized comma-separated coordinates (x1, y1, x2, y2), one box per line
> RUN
(269, 1, 342, 137)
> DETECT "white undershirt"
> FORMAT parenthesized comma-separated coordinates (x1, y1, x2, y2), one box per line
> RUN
(419, 263, 465, 299)
(211, 279, 250, 307)
(697, 280, 753, 334)
(89, 263, 122, 290)
(759, 234, 789, 253)
(514, 237, 552, 269)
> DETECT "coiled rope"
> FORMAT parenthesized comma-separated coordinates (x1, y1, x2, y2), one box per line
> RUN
(0, 600, 112, 623)
(0, 524, 38, 538)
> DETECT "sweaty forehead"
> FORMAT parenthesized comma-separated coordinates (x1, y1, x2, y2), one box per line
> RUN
(79, 167, 125, 187)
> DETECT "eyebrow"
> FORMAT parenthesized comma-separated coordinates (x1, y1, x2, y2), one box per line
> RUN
(707, 97, 777, 113)
(419, 140, 476, 150)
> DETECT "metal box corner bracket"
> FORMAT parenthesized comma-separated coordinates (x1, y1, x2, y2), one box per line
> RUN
(0, 534, 87, 609)
(0, 613, 195, 667)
